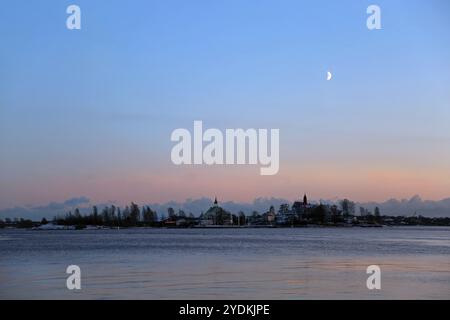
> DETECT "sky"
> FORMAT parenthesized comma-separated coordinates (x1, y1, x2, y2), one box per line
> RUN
(1, 0, 450, 212)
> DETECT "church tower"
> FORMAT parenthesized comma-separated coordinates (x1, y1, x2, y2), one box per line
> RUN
(303, 194, 308, 206)
(213, 197, 218, 207)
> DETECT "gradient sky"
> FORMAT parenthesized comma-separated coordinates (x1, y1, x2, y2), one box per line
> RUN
(1, 0, 450, 209)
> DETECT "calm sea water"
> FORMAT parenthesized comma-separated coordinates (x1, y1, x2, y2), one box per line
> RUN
(0, 226, 449, 299)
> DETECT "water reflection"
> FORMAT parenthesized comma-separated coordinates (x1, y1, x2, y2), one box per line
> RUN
(0, 227, 449, 299)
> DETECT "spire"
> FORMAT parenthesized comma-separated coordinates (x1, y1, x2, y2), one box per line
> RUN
(214, 197, 218, 206)
(303, 194, 308, 206)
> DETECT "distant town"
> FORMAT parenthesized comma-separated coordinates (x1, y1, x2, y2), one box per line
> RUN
(1, 195, 449, 229)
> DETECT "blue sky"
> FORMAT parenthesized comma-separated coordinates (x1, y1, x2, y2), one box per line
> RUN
(1, 0, 450, 209)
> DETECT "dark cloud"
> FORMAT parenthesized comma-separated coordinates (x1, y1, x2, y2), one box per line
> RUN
(358, 195, 450, 217)
(2, 195, 450, 221)
(147, 196, 450, 217)
(0, 197, 92, 220)
(63, 196, 90, 207)
(145, 197, 289, 217)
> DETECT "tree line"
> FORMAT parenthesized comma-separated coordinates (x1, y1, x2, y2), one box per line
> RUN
(53, 203, 159, 227)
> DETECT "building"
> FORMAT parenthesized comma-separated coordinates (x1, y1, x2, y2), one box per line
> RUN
(199, 197, 233, 225)
(292, 194, 314, 221)
(262, 206, 276, 225)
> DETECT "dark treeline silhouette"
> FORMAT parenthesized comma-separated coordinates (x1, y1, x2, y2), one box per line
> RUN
(52, 203, 159, 228)
(1, 197, 450, 229)
(0, 218, 35, 228)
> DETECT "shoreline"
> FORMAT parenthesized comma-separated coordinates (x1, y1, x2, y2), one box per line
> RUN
(3, 224, 450, 231)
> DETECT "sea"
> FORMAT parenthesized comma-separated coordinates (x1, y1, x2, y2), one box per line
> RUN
(0, 226, 449, 299)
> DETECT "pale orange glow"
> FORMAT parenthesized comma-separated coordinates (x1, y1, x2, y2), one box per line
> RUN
(3, 161, 449, 209)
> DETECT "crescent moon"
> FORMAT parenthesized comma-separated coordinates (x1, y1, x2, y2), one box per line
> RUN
(326, 71, 332, 81)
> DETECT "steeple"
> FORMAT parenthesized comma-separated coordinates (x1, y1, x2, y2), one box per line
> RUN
(214, 197, 218, 206)
(303, 194, 308, 206)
